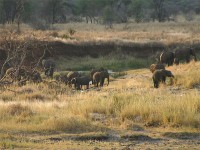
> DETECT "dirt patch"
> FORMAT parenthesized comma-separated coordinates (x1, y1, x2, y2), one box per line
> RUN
(121, 134, 161, 141)
(73, 133, 109, 141)
(163, 132, 200, 140)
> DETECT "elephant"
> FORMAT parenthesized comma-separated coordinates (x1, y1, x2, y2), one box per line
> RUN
(174, 48, 197, 65)
(90, 67, 105, 83)
(93, 70, 109, 87)
(149, 63, 165, 73)
(67, 71, 81, 86)
(55, 74, 68, 84)
(42, 59, 55, 78)
(71, 76, 92, 90)
(5, 67, 29, 82)
(5, 67, 42, 83)
(152, 69, 174, 88)
(29, 71, 42, 83)
(160, 51, 174, 66)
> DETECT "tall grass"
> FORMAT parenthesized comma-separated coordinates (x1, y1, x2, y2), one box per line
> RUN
(173, 61, 200, 88)
(0, 89, 199, 132)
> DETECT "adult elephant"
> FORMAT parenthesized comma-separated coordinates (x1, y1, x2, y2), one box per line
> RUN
(42, 59, 55, 78)
(174, 48, 197, 65)
(90, 67, 105, 83)
(160, 51, 174, 66)
(93, 70, 109, 87)
(29, 71, 42, 83)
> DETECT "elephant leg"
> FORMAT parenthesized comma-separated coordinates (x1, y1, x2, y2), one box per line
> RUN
(48, 68, 54, 78)
(186, 57, 190, 63)
(77, 84, 81, 90)
(100, 80, 103, 87)
(96, 81, 98, 87)
(68, 81, 71, 87)
(169, 61, 173, 66)
(154, 81, 158, 88)
(100, 78, 105, 87)
(174, 59, 179, 65)
(45, 68, 49, 76)
(162, 76, 166, 83)
(167, 62, 170, 67)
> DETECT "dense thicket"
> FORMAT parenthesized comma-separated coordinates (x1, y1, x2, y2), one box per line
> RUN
(0, 0, 199, 27)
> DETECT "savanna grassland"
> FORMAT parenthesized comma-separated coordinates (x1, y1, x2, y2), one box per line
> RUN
(0, 22, 200, 149)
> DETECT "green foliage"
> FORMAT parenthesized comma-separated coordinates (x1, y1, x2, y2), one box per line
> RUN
(0, 0, 199, 24)
(130, 0, 145, 22)
(103, 6, 114, 25)
(56, 54, 151, 72)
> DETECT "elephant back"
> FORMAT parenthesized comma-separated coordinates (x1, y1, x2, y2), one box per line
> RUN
(76, 76, 91, 84)
(90, 67, 105, 78)
(160, 51, 174, 63)
(174, 49, 190, 59)
(153, 69, 173, 78)
(93, 71, 101, 79)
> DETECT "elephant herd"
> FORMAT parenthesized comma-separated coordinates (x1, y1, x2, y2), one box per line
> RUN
(57, 67, 109, 90)
(160, 47, 197, 66)
(3, 58, 110, 90)
(150, 47, 197, 88)
(42, 59, 110, 90)
(2, 47, 197, 89)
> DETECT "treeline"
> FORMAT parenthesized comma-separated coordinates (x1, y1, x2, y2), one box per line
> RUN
(0, 0, 200, 29)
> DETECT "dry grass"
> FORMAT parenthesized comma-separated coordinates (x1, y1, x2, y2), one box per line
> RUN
(1, 22, 200, 46)
(0, 62, 199, 134)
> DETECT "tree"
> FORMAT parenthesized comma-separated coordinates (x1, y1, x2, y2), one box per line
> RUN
(42, 0, 66, 24)
(1, 0, 17, 23)
(76, 0, 105, 23)
(103, 6, 114, 28)
(130, 0, 144, 22)
(151, 0, 166, 22)
(15, 0, 25, 33)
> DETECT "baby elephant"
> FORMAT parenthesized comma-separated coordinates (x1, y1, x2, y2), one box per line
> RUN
(71, 76, 92, 90)
(152, 69, 174, 88)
